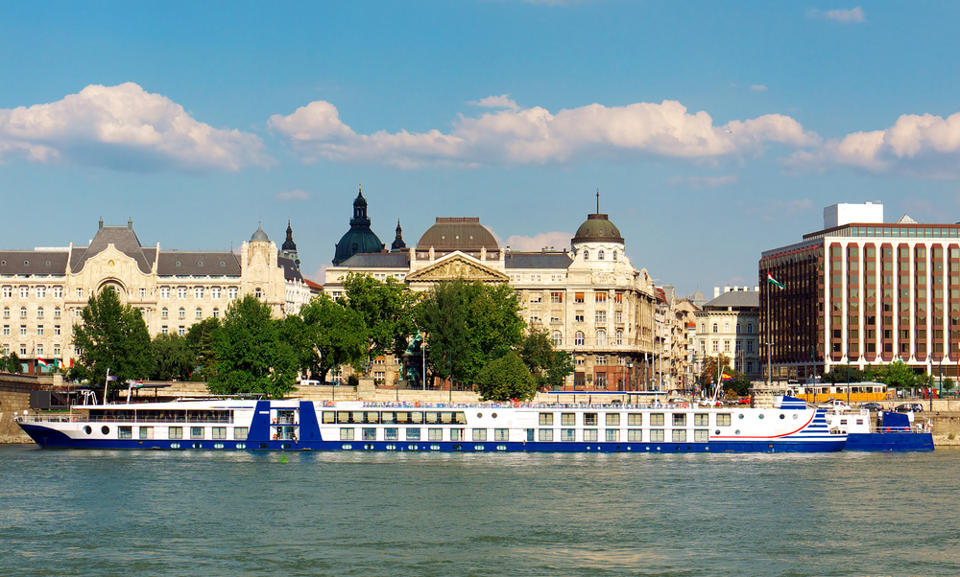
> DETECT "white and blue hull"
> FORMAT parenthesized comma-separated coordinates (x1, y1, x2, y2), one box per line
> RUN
(17, 399, 846, 453)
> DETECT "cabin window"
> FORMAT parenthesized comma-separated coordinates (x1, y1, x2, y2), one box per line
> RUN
(605, 413, 620, 426)
(454, 412, 467, 424)
(364, 412, 380, 424)
(234, 427, 248, 440)
(340, 428, 355, 441)
(139, 427, 153, 440)
(539, 413, 554, 426)
(119, 426, 133, 439)
(584, 413, 598, 426)
(472, 429, 488, 442)
(212, 427, 226, 440)
(538, 429, 554, 442)
(405, 428, 421, 441)
(650, 413, 665, 426)
(561, 429, 575, 441)
(695, 430, 709, 442)
(322, 412, 335, 424)
(673, 430, 687, 442)
(650, 429, 664, 442)
(606, 430, 619, 442)
(450, 428, 464, 441)
(190, 427, 204, 440)
(384, 428, 399, 441)
(381, 412, 395, 424)
(168, 427, 182, 440)
(583, 429, 598, 442)
(362, 428, 376, 441)
(694, 414, 708, 426)
(428, 428, 443, 441)
(673, 414, 686, 427)
(717, 413, 732, 426)
(561, 412, 575, 426)
(428, 412, 441, 424)
(412, 412, 426, 424)
(628, 429, 642, 442)
(628, 413, 643, 426)
(494, 429, 509, 442)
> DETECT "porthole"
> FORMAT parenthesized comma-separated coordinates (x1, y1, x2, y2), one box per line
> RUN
(738, 414, 744, 419)
(759, 414, 764, 420)
(101, 425, 110, 435)
(197, 260, 204, 267)
(24, 260, 29, 266)
(491, 412, 497, 418)
(734, 430, 740, 435)
(170, 442, 180, 449)
(220, 261, 226, 267)
(175, 260, 182, 267)
(477, 412, 482, 418)
(793, 414, 799, 420)
(0, 260, 5, 265)
(779, 414, 785, 420)
(84, 425, 92, 435)
(715, 429, 720, 435)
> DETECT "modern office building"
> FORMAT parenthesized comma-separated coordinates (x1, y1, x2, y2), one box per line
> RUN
(760, 201, 960, 380)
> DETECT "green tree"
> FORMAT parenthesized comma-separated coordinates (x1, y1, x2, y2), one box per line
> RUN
(1, 352, 21, 373)
(943, 377, 955, 394)
(150, 334, 195, 381)
(476, 351, 537, 401)
(415, 280, 526, 386)
(518, 329, 574, 390)
(698, 354, 731, 387)
(823, 364, 865, 384)
(300, 295, 368, 383)
(72, 287, 154, 392)
(877, 360, 920, 393)
(343, 273, 417, 364)
(209, 295, 298, 398)
(186, 317, 220, 381)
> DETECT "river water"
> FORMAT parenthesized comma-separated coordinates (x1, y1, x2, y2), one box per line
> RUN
(1, 445, 958, 576)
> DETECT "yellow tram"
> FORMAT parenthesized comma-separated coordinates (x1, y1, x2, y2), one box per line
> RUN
(787, 382, 890, 404)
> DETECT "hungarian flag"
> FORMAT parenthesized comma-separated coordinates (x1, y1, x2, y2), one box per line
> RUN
(37, 358, 48, 367)
(766, 272, 785, 289)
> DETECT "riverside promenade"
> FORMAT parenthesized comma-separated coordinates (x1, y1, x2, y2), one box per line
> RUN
(3, 372, 960, 446)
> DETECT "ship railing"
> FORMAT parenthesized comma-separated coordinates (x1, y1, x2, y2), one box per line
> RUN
(356, 401, 703, 410)
(14, 413, 233, 424)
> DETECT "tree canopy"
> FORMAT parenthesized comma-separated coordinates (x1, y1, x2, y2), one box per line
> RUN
(415, 279, 526, 386)
(209, 296, 298, 398)
(186, 317, 220, 381)
(343, 273, 417, 362)
(71, 287, 154, 391)
(299, 294, 368, 383)
(518, 330, 574, 390)
(476, 351, 537, 401)
(150, 334, 194, 381)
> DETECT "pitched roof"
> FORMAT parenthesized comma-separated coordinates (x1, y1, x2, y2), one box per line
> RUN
(156, 252, 241, 276)
(278, 256, 303, 282)
(702, 290, 759, 310)
(0, 251, 69, 275)
(338, 252, 411, 268)
(505, 252, 573, 269)
(71, 226, 152, 274)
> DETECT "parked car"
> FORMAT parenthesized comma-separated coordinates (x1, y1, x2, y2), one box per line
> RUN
(895, 403, 924, 413)
(860, 402, 883, 411)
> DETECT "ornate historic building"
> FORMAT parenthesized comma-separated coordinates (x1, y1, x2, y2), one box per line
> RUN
(0, 219, 311, 372)
(695, 286, 761, 381)
(324, 194, 665, 391)
(332, 187, 384, 266)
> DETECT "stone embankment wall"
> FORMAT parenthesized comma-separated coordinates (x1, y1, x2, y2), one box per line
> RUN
(0, 373, 47, 443)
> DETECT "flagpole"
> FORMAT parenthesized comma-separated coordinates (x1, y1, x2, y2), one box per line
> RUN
(104, 368, 110, 406)
(766, 276, 772, 389)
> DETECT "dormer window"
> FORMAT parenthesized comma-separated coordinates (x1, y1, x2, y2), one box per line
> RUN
(583, 250, 589, 261)
(598, 250, 605, 261)
(613, 251, 618, 261)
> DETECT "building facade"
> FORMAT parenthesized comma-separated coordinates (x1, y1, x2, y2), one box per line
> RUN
(324, 193, 670, 391)
(760, 202, 960, 380)
(694, 286, 761, 381)
(0, 219, 311, 371)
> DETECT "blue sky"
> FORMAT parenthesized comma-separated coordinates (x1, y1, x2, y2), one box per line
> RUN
(3, 1, 960, 295)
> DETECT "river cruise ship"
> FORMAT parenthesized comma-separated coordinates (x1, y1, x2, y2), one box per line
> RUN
(17, 396, 846, 453)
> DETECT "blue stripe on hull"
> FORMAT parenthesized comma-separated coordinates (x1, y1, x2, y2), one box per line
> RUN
(844, 432, 934, 452)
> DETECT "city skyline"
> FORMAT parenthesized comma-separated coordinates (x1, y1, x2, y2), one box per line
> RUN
(4, 2, 960, 295)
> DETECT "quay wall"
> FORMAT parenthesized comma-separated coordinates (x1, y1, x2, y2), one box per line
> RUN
(0, 373, 49, 443)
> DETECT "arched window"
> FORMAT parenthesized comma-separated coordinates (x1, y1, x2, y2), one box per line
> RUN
(598, 250, 605, 260)
(747, 323, 754, 334)
(712, 323, 718, 333)
(616, 329, 623, 345)
(255, 287, 263, 298)
(36, 306, 44, 319)
(574, 331, 585, 346)
(20, 306, 26, 319)
(597, 329, 607, 346)
(724, 322, 730, 333)
(552, 331, 563, 346)
(212, 307, 220, 318)
(613, 250, 618, 261)
(736, 323, 741, 334)
(161, 307, 168, 319)
(178, 307, 185, 319)
(583, 250, 589, 261)
(195, 307, 203, 319)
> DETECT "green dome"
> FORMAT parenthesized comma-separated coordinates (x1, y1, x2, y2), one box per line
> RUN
(572, 213, 623, 244)
(333, 188, 384, 265)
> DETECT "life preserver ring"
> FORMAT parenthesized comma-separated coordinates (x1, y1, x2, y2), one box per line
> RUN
(414, 401, 420, 407)
(323, 400, 334, 407)
(512, 399, 520, 408)
(71, 416, 78, 423)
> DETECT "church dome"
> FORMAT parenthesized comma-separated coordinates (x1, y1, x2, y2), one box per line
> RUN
(572, 213, 623, 245)
(250, 224, 271, 243)
(333, 187, 384, 265)
(417, 217, 498, 252)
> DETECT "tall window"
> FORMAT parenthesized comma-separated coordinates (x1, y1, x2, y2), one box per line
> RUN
(53, 286, 62, 298)
(36, 307, 44, 319)
(177, 287, 187, 299)
(36, 286, 45, 298)
(228, 287, 238, 299)
(178, 307, 185, 319)
(161, 307, 168, 319)
(616, 329, 623, 345)
(160, 287, 170, 299)
(213, 307, 220, 319)
(195, 307, 202, 319)
(212, 287, 222, 299)
(194, 287, 203, 299)
(552, 331, 563, 346)
(53, 307, 61, 319)
(1, 286, 10, 298)
(574, 331, 585, 346)
(597, 329, 607, 346)
(19, 286, 28, 298)
(712, 323, 718, 333)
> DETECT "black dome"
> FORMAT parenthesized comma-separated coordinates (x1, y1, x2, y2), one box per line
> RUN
(333, 188, 384, 265)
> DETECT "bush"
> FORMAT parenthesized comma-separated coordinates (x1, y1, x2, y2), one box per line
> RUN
(476, 352, 537, 402)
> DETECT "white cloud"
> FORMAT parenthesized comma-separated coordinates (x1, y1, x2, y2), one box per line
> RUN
(269, 98, 819, 168)
(0, 82, 270, 172)
(469, 94, 520, 111)
(809, 6, 865, 23)
(505, 232, 574, 251)
(669, 175, 738, 189)
(276, 188, 311, 201)
(750, 84, 768, 92)
(752, 197, 813, 222)
(789, 112, 960, 178)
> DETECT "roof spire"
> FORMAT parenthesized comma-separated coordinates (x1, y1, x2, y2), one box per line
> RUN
(596, 187, 600, 214)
